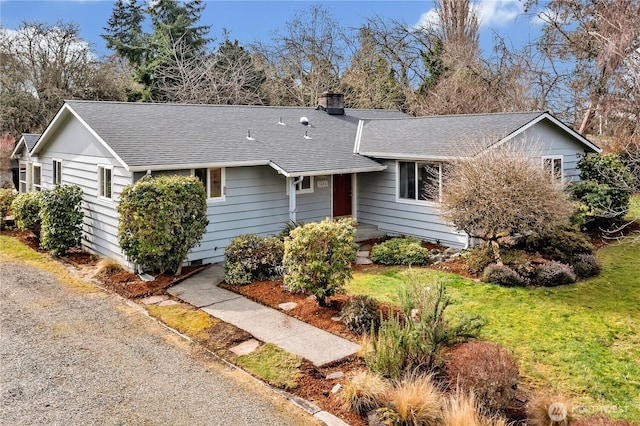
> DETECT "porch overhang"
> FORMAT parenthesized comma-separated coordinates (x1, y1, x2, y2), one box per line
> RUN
(268, 161, 386, 177)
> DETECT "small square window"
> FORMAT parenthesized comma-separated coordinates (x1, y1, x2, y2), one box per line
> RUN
(543, 156, 563, 183)
(287, 176, 314, 194)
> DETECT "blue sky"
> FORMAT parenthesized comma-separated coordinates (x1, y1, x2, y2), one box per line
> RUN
(0, 1, 544, 57)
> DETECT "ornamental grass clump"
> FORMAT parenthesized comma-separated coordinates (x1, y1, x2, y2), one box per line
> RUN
(283, 218, 357, 306)
(388, 373, 442, 426)
(337, 370, 391, 415)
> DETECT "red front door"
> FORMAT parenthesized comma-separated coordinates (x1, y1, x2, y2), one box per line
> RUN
(333, 174, 352, 217)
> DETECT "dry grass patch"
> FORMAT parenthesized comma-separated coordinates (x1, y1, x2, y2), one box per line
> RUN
(146, 303, 218, 341)
(442, 390, 508, 426)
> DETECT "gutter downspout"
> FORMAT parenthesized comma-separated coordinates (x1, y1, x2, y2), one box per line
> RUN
(289, 176, 304, 222)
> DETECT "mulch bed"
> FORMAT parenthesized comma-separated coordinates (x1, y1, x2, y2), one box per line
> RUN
(96, 265, 206, 298)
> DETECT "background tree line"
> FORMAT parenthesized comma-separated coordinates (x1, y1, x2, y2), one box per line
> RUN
(1, 0, 638, 166)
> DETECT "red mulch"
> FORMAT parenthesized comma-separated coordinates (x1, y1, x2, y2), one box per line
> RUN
(96, 265, 206, 298)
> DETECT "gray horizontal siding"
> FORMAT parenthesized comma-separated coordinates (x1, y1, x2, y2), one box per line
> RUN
(34, 115, 132, 266)
(358, 161, 468, 248)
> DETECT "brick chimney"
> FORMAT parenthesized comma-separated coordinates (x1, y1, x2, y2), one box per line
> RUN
(317, 92, 345, 115)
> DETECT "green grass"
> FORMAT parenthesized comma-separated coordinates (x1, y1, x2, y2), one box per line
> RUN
(347, 241, 640, 422)
(234, 343, 303, 390)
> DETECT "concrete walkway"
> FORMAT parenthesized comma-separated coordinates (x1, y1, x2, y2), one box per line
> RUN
(167, 265, 361, 367)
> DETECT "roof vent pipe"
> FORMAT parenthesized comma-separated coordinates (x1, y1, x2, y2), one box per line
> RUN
(300, 117, 309, 126)
(246, 129, 255, 141)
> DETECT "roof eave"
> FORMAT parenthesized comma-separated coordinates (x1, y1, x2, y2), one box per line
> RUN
(270, 162, 387, 177)
(128, 160, 270, 173)
(10, 137, 27, 159)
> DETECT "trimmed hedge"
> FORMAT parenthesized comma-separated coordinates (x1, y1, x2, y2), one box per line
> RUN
(11, 191, 43, 238)
(117, 175, 208, 273)
(40, 185, 84, 256)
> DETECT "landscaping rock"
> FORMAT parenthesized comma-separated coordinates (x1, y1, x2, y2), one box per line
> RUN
(331, 384, 342, 394)
(326, 371, 344, 380)
(278, 302, 298, 311)
(331, 316, 342, 322)
(229, 339, 261, 356)
(139, 295, 168, 305)
(355, 257, 373, 265)
(157, 300, 179, 307)
(444, 247, 460, 255)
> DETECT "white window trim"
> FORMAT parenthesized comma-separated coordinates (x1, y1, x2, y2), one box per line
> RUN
(32, 163, 42, 192)
(542, 155, 563, 183)
(97, 165, 113, 200)
(53, 159, 63, 186)
(18, 161, 29, 193)
(286, 176, 314, 195)
(395, 160, 442, 206)
(192, 167, 226, 202)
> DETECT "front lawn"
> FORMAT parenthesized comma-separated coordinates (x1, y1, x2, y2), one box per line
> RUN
(347, 240, 640, 422)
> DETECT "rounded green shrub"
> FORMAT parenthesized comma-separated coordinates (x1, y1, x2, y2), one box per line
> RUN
(40, 185, 84, 256)
(524, 225, 593, 263)
(341, 295, 380, 334)
(370, 237, 430, 266)
(118, 175, 208, 273)
(11, 191, 43, 238)
(0, 188, 17, 228)
(481, 263, 525, 287)
(464, 245, 495, 275)
(535, 261, 576, 287)
(224, 234, 284, 285)
(283, 218, 357, 306)
(571, 253, 601, 279)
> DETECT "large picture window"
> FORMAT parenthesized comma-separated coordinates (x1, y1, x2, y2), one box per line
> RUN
(194, 167, 224, 199)
(398, 161, 444, 203)
(98, 166, 112, 199)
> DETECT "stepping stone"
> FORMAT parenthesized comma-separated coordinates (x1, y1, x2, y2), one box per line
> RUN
(278, 302, 298, 311)
(229, 339, 260, 356)
(357, 250, 370, 257)
(326, 371, 344, 380)
(140, 295, 168, 305)
(355, 257, 373, 265)
(158, 300, 180, 307)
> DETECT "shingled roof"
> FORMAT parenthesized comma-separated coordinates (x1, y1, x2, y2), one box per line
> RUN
(355, 111, 598, 159)
(46, 101, 406, 175)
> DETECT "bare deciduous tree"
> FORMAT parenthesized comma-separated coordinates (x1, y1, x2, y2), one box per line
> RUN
(440, 142, 573, 262)
(0, 21, 130, 137)
(154, 35, 265, 105)
(252, 4, 347, 107)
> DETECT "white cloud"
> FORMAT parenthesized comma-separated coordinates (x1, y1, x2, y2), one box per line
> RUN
(413, 0, 524, 31)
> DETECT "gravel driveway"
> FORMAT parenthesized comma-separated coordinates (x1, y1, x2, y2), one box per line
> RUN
(0, 262, 315, 426)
